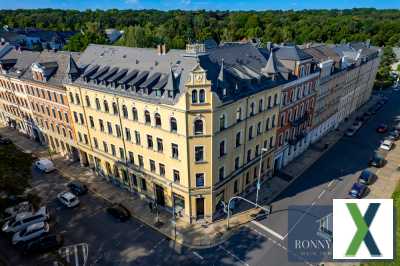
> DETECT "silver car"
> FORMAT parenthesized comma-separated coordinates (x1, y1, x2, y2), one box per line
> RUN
(12, 222, 49, 245)
(2, 207, 50, 234)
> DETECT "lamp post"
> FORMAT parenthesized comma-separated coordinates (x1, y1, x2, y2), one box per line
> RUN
(255, 148, 269, 207)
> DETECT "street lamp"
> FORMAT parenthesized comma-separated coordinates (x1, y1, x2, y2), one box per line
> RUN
(255, 148, 269, 207)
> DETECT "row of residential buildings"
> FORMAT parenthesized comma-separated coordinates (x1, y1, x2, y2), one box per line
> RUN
(0, 39, 380, 223)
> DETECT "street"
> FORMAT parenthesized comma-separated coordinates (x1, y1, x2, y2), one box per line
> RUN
(1, 90, 399, 266)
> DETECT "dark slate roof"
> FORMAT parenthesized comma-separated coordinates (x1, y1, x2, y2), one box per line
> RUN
(275, 45, 313, 61)
(303, 45, 341, 64)
(21, 50, 80, 86)
(0, 47, 40, 78)
(72, 43, 292, 104)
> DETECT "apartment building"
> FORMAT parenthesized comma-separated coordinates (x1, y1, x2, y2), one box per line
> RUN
(64, 43, 285, 223)
(0, 47, 39, 137)
(22, 51, 81, 160)
(272, 45, 319, 169)
(305, 42, 381, 143)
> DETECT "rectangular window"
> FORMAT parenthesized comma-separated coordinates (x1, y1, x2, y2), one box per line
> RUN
(236, 132, 241, 147)
(107, 122, 113, 134)
(247, 149, 251, 163)
(99, 119, 104, 132)
(157, 138, 163, 152)
(138, 155, 144, 168)
(218, 167, 224, 182)
(119, 147, 125, 159)
(93, 137, 98, 149)
(128, 151, 134, 164)
(150, 160, 156, 172)
(135, 131, 141, 145)
(125, 128, 131, 141)
(78, 132, 82, 142)
(172, 143, 179, 159)
(219, 141, 225, 157)
(73, 112, 78, 123)
(141, 177, 147, 191)
(173, 170, 180, 183)
(116, 125, 121, 138)
(84, 134, 88, 144)
(103, 141, 108, 153)
(196, 173, 205, 187)
(111, 144, 116, 156)
(248, 126, 253, 140)
(64, 113, 69, 123)
(159, 164, 165, 176)
(235, 157, 240, 170)
(147, 135, 153, 149)
(195, 146, 204, 162)
(89, 116, 94, 128)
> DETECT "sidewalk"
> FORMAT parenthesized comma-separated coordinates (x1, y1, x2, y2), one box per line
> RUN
(0, 95, 382, 249)
(0, 126, 258, 249)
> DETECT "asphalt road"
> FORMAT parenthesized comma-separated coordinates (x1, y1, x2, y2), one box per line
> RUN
(1, 90, 398, 266)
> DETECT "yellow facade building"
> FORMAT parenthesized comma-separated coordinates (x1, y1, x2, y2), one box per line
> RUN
(65, 43, 282, 223)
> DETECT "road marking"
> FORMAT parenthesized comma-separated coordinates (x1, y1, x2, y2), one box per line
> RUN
(74, 246, 79, 266)
(284, 203, 315, 239)
(251, 220, 284, 240)
(218, 246, 250, 266)
(192, 251, 204, 260)
(328, 180, 335, 187)
(317, 189, 326, 199)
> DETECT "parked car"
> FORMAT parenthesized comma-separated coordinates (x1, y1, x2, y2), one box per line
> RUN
(351, 121, 363, 131)
(0, 138, 11, 145)
(34, 159, 55, 173)
(355, 116, 365, 122)
(368, 154, 385, 168)
(389, 130, 400, 140)
(12, 222, 49, 246)
(3, 201, 33, 220)
(106, 203, 131, 221)
(2, 207, 50, 234)
(376, 124, 388, 133)
(393, 123, 400, 131)
(349, 183, 368, 198)
(67, 181, 88, 196)
(358, 170, 376, 185)
(57, 191, 79, 208)
(380, 139, 394, 151)
(24, 234, 63, 254)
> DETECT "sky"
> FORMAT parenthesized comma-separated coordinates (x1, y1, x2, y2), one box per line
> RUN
(1, 0, 400, 11)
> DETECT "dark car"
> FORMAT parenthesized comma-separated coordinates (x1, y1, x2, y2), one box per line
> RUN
(24, 234, 63, 254)
(67, 181, 88, 196)
(106, 203, 131, 221)
(355, 116, 365, 122)
(376, 124, 388, 133)
(389, 130, 400, 140)
(358, 170, 376, 185)
(0, 138, 11, 145)
(368, 155, 385, 168)
(349, 183, 367, 198)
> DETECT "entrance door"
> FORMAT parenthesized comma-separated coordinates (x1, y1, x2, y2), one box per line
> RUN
(155, 184, 165, 206)
(196, 197, 204, 219)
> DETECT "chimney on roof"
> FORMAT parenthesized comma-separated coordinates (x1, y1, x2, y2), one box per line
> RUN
(162, 44, 168, 55)
(157, 44, 162, 55)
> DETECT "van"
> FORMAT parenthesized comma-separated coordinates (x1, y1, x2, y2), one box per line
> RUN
(2, 207, 50, 234)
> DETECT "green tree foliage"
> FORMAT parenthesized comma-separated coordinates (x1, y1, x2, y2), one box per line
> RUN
(375, 47, 396, 89)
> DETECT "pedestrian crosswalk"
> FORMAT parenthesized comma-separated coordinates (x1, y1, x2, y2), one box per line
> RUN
(54, 243, 88, 266)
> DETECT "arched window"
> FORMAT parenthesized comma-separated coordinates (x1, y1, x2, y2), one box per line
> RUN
(170, 117, 177, 132)
(192, 90, 198, 103)
(95, 98, 100, 110)
(236, 107, 242, 122)
(144, 110, 151, 124)
(85, 95, 90, 107)
(154, 113, 161, 127)
(194, 119, 203, 135)
(250, 102, 255, 116)
(219, 114, 226, 131)
(132, 107, 138, 121)
(112, 102, 118, 115)
(199, 89, 205, 103)
(103, 100, 109, 113)
(122, 105, 128, 118)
